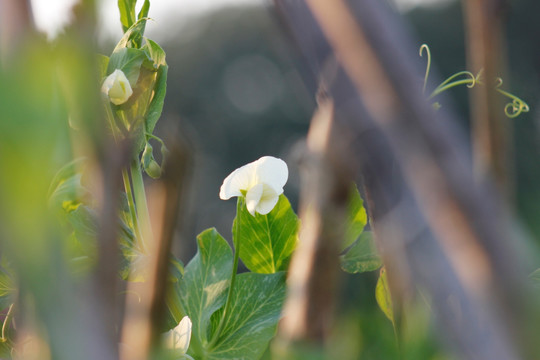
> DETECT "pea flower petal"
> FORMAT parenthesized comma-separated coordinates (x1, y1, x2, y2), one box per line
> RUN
(101, 69, 133, 105)
(164, 316, 192, 354)
(220, 156, 288, 216)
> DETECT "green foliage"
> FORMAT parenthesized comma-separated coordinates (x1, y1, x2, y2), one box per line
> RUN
(174, 228, 287, 359)
(343, 185, 368, 250)
(375, 267, 394, 324)
(144, 64, 168, 135)
(233, 195, 299, 273)
(178, 229, 233, 356)
(117, 0, 150, 37)
(208, 272, 286, 359)
(341, 232, 382, 274)
(104, 19, 169, 156)
(107, 47, 149, 87)
(118, 0, 138, 33)
(0, 264, 15, 311)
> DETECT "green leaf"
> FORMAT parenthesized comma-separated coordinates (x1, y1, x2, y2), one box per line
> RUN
(48, 158, 86, 198)
(375, 267, 394, 323)
(65, 205, 99, 274)
(343, 185, 368, 250)
(341, 231, 382, 274)
(144, 64, 167, 135)
(118, 0, 137, 33)
(206, 272, 286, 359)
(137, 0, 150, 21)
(107, 47, 149, 87)
(233, 195, 299, 274)
(114, 18, 149, 51)
(0, 265, 15, 311)
(179, 228, 233, 355)
(143, 38, 167, 67)
(162, 256, 185, 331)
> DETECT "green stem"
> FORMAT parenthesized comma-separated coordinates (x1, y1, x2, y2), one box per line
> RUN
(103, 104, 147, 252)
(130, 159, 152, 252)
(1, 304, 14, 343)
(208, 198, 242, 349)
(122, 169, 143, 247)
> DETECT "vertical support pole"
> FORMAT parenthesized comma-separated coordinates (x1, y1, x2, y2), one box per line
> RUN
(463, 0, 511, 197)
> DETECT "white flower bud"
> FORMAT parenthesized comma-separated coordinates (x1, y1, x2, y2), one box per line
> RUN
(164, 316, 192, 355)
(101, 69, 133, 105)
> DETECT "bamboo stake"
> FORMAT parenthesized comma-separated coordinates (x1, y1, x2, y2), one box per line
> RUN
(463, 0, 512, 196)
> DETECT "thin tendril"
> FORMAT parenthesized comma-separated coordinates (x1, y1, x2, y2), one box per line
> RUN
(491, 77, 530, 118)
(419, 44, 431, 94)
(429, 71, 477, 99)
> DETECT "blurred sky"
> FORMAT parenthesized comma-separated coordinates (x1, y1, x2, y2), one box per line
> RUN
(30, 0, 452, 40)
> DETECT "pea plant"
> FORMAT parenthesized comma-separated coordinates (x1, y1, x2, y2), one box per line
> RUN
(0, 1, 532, 359)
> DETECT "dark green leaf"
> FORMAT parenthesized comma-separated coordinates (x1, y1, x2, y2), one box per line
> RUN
(341, 232, 382, 274)
(233, 195, 299, 273)
(207, 272, 286, 359)
(375, 267, 394, 323)
(343, 185, 368, 250)
(179, 228, 233, 355)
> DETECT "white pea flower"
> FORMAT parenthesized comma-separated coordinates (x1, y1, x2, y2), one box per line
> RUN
(220, 156, 288, 216)
(101, 69, 133, 105)
(164, 316, 192, 355)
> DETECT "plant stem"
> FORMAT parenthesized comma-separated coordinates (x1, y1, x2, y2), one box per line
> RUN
(1, 303, 14, 343)
(122, 168, 143, 248)
(208, 198, 242, 349)
(130, 158, 152, 252)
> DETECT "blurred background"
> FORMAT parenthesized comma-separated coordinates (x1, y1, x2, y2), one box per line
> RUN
(11, 0, 540, 357)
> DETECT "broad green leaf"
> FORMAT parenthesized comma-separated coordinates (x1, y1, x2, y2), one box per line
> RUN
(343, 185, 368, 250)
(206, 272, 286, 360)
(375, 267, 394, 323)
(145, 64, 168, 135)
(179, 228, 233, 356)
(340, 231, 382, 274)
(233, 195, 299, 274)
(107, 47, 149, 86)
(118, 0, 137, 33)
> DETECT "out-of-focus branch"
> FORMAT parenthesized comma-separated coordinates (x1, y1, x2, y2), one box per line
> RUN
(277, 89, 351, 350)
(273, 0, 536, 358)
(0, 0, 33, 63)
(463, 0, 511, 196)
